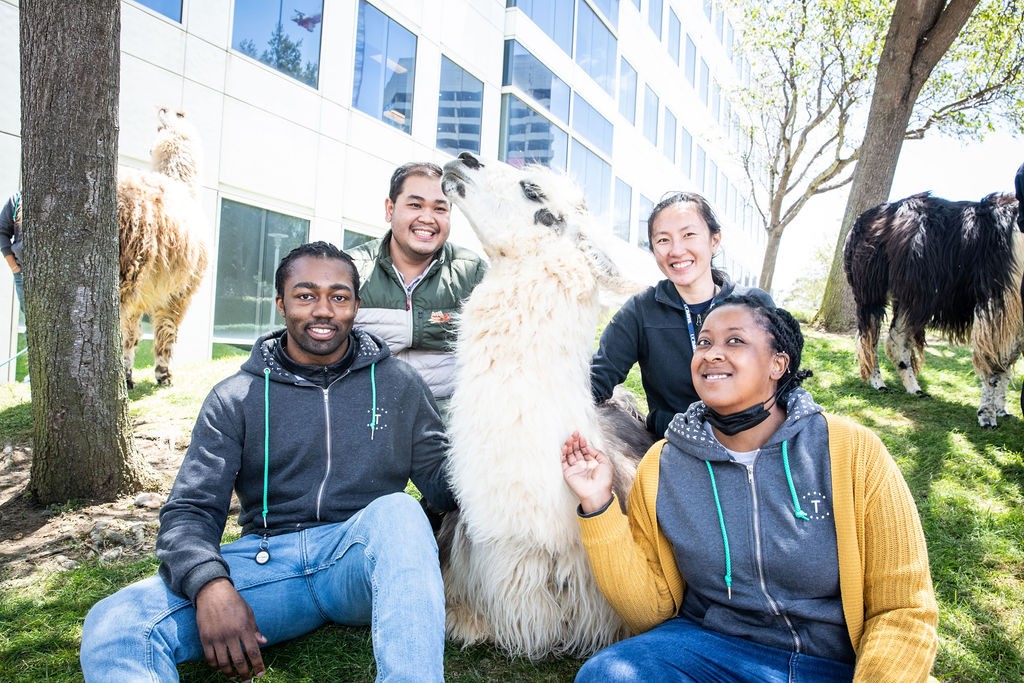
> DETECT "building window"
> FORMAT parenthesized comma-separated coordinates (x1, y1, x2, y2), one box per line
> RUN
(134, 0, 182, 22)
(576, 1, 617, 95)
(695, 144, 706, 192)
(668, 10, 681, 65)
(572, 93, 613, 156)
(614, 178, 632, 242)
(711, 80, 721, 119)
(637, 194, 654, 249)
(680, 126, 693, 178)
(504, 40, 570, 123)
(214, 199, 309, 343)
(699, 58, 710, 106)
(352, 1, 417, 134)
(500, 94, 569, 171)
(643, 86, 659, 145)
(437, 56, 484, 155)
(619, 58, 637, 124)
(570, 140, 612, 217)
(232, 0, 323, 88)
(648, 0, 663, 39)
(685, 35, 697, 87)
(589, 0, 620, 28)
(509, 0, 574, 55)
(663, 108, 677, 163)
(707, 160, 719, 202)
(343, 230, 374, 250)
(703, 0, 713, 21)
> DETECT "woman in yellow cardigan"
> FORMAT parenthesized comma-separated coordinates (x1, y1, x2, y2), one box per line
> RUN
(562, 295, 937, 682)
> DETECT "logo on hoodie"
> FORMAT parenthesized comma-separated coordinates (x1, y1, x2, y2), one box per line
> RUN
(800, 490, 832, 521)
(429, 311, 451, 324)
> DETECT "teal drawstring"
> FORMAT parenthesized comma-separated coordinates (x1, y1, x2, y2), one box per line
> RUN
(781, 440, 810, 521)
(368, 362, 377, 439)
(262, 368, 270, 529)
(705, 461, 733, 600)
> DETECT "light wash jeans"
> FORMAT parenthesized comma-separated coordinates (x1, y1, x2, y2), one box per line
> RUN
(575, 616, 855, 683)
(80, 493, 444, 682)
(12, 269, 24, 314)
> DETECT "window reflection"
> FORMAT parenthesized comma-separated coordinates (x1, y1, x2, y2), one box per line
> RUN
(619, 58, 637, 124)
(570, 139, 611, 217)
(504, 40, 570, 123)
(353, 1, 417, 133)
(572, 93, 613, 156)
(437, 56, 484, 155)
(614, 178, 632, 242)
(214, 199, 308, 343)
(500, 94, 568, 171)
(232, 0, 323, 88)
(576, 1, 616, 95)
(508, 0, 574, 55)
(134, 0, 182, 22)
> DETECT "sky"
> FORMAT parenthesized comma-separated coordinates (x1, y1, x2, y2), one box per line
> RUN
(772, 130, 1023, 296)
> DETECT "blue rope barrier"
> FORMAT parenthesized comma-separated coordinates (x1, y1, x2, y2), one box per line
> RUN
(0, 347, 28, 369)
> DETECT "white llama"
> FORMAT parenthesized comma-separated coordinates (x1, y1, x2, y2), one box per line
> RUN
(438, 153, 654, 659)
(118, 108, 209, 388)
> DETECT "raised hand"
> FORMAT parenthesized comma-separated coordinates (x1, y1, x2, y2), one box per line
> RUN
(194, 578, 268, 681)
(561, 431, 615, 514)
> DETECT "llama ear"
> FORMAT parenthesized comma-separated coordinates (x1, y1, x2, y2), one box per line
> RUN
(576, 230, 645, 295)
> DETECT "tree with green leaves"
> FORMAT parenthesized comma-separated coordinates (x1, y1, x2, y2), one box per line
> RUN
(815, 0, 1023, 329)
(728, 0, 1023, 300)
(20, 0, 155, 502)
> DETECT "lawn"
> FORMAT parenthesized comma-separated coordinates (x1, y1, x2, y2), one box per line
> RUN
(0, 329, 1021, 682)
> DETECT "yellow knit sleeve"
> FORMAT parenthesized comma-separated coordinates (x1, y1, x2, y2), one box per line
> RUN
(852, 425, 939, 682)
(577, 440, 684, 634)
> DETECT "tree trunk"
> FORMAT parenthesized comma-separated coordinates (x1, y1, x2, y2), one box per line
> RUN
(814, 0, 979, 331)
(21, 0, 154, 503)
(758, 227, 783, 294)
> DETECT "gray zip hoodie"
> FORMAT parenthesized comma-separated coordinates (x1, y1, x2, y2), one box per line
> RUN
(659, 388, 856, 663)
(157, 327, 455, 601)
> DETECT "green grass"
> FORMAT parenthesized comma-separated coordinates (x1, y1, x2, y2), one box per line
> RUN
(1, 331, 1022, 681)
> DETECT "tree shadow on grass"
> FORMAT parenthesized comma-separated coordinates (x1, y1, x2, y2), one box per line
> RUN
(805, 343, 1024, 681)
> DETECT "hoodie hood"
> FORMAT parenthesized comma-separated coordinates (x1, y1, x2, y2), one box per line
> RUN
(241, 327, 392, 385)
(665, 387, 824, 460)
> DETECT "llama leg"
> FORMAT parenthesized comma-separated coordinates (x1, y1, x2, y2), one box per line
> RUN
(885, 317, 925, 395)
(977, 373, 1007, 428)
(856, 312, 886, 390)
(152, 296, 188, 386)
(440, 520, 493, 647)
(121, 309, 143, 389)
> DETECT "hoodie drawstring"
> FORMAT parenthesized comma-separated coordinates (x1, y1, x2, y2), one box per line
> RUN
(705, 461, 733, 600)
(262, 368, 271, 529)
(369, 362, 377, 439)
(782, 441, 810, 521)
(705, 439, 809, 599)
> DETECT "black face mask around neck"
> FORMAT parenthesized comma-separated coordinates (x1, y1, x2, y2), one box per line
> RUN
(704, 372, 797, 436)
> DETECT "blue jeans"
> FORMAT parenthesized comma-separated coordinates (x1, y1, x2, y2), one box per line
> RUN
(575, 616, 855, 683)
(80, 493, 445, 682)
(12, 269, 24, 314)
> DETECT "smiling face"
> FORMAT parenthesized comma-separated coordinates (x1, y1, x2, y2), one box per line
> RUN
(275, 255, 360, 366)
(691, 304, 789, 416)
(650, 202, 721, 301)
(385, 173, 451, 269)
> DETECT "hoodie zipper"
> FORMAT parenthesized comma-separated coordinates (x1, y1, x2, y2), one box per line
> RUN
(744, 462, 803, 653)
(314, 387, 332, 520)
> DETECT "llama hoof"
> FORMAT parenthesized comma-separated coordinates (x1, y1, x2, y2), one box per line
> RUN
(875, 386, 889, 393)
(913, 391, 931, 399)
(157, 377, 173, 387)
(977, 410, 999, 429)
(125, 378, 135, 390)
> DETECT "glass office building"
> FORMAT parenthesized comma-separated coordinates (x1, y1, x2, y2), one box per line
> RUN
(0, 0, 767, 367)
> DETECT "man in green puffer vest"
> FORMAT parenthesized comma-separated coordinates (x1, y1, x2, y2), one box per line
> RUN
(348, 162, 487, 418)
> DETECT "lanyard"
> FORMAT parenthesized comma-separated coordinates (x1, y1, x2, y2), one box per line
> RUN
(682, 285, 718, 351)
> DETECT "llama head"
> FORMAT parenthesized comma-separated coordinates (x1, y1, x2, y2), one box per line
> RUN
(442, 153, 642, 295)
(150, 107, 203, 194)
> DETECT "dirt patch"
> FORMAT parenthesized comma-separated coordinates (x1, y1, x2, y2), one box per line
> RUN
(0, 421, 193, 580)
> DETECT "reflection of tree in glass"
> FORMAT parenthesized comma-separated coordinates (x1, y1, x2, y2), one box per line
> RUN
(241, 22, 319, 87)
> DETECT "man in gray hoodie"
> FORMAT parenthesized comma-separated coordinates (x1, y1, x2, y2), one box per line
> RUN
(80, 241, 455, 682)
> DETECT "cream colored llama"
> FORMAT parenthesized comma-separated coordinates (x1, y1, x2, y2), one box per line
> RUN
(118, 108, 209, 387)
(438, 153, 654, 659)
